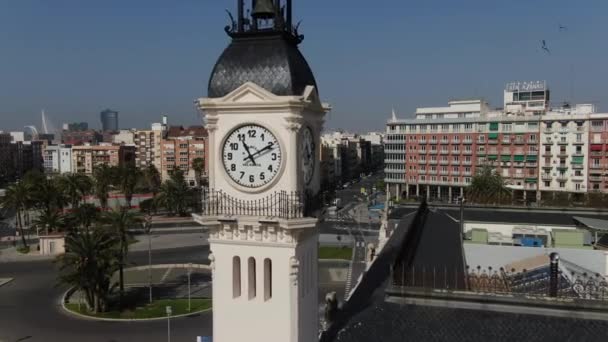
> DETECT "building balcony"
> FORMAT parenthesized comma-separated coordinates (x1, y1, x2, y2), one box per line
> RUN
(439, 160, 449, 165)
(429, 140, 438, 144)
(558, 152, 569, 158)
(463, 172, 472, 176)
(428, 160, 437, 165)
(418, 170, 426, 175)
(557, 165, 568, 170)
(451, 171, 460, 176)
(556, 175, 569, 182)
(428, 170, 437, 175)
(576, 126, 585, 132)
(440, 139, 449, 144)
(463, 139, 473, 144)
(514, 140, 525, 145)
(487, 140, 498, 145)
(477, 139, 486, 144)
(571, 176, 585, 182)
(542, 153, 553, 157)
(557, 141, 569, 145)
(590, 164, 603, 169)
(511, 174, 525, 179)
(591, 151, 603, 157)
(542, 140, 553, 145)
(527, 140, 538, 144)
(589, 176, 602, 182)
(541, 174, 552, 181)
(573, 140, 585, 145)
(461, 150, 472, 155)
(418, 160, 427, 164)
(419, 140, 427, 144)
(544, 128, 554, 134)
(542, 165, 553, 170)
(385, 159, 404, 163)
(572, 152, 584, 157)
(418, 150, 427, 154)
(525, 162, 538, 168)
(452, 139, 460, 144)
(428, 150, 438, 154)
(572, 164, 584, 170)
(439, 171, 449, 175)
(440, 150, 449, 155)
(451, 150, 460, 154)
(462, 161, 472, 166)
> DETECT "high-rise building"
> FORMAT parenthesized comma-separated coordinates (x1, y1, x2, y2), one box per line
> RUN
(100, 109, 119, 131)
(0, 133, 14, 184)
(385, 81, 608, 204)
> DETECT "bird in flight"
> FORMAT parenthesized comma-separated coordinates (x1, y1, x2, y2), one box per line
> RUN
(541, 40, 551, 54)
(559, 24, 568, 31)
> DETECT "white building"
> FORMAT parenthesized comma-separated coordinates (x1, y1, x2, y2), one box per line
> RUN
(43, 145, 73, 174)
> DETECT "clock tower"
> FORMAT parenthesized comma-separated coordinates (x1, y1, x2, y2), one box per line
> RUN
(193, 1, 330, 341)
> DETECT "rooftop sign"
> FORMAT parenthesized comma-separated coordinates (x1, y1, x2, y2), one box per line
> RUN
(505, 81, 546, 92)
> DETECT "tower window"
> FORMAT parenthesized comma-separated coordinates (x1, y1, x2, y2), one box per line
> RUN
(264, 258, 272, 301)
(248, 257, 256, 300)
(233, 256, 241, 298)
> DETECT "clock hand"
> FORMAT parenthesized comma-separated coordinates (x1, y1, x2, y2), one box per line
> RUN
(244, 142, 275, 161)
(242, 141, 256, 165)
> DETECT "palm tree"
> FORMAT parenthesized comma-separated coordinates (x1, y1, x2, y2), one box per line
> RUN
(192, 158, 206, 188)
(27, 175, 67, 215)
(58, 173, 93, 209)
(93, 165, 114, 211)
(155, 171, 191, 216)
(1, 182, 31, 247)
(66, 203, 99, 234)
(116, 166, 141, 209)
(143, 165, 162, 196)
(100, 208, 142, 307)
(32, 209, 65, 235)
(56, 227, 119, 313)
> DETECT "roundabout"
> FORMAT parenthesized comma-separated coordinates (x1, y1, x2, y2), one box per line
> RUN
(0, 246, 214, 342)
(62, 264, 212, 321)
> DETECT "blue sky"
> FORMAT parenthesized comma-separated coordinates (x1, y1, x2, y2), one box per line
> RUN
(0, 0, 607, 132)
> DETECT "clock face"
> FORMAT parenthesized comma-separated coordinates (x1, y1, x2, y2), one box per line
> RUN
(222, 124, 282, 188)
(301, 126, 315, 185)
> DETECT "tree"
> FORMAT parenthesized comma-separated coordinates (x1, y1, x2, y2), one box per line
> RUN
(100, 208, 142, 308)
(1, 182, 31, 247)
(32, 209, 66, 235)
(66, 203, 99, 234)
(155, 170, 191, 216)
(142, 165, 162, 196)
(56, 227, 119, 313)
(26, 174, 67, 215)
(93, 165, 114, 210)
(58, 173, 93, 209)
(192, 157, 207, 188)
(116, 166, 141, 208)
(466, 165, 511, 205)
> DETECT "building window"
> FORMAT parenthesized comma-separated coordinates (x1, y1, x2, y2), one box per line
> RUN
(233, 256, 241, 298)
(264, 258, 272, 301)
(576, 183, 581, 191)
(559, 182, 565, 188)
(248, 257, 256, 299)
(545, 181, 550, 187)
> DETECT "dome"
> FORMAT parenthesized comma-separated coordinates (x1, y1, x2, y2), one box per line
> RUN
(207, 32, 318, 98)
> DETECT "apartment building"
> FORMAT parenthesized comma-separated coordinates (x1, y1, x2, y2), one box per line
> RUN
(160, 126, 207, 186)
(43, 145, 73, 174)
(0, 133, 14, 182)
(72, 144, 135, 174)
(385, 81, 608, 203)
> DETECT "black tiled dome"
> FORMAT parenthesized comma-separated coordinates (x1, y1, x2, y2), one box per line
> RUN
(207, 32, 317, 98)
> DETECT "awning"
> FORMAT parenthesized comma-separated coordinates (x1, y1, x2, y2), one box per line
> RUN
(489, 122, 499, 131)
(514, 155, 525, 162)
(501, 155, 511, 161)
(488, 133, 499, 139)
(572, 156, 584, 164)
(487, 155, 497, 160)
(525, 178, 538, 183)
(591, 144, 603, 151)
(526, 155, 537, 161)
(477, 154, 486, 157)
(573, 216, 608, 232)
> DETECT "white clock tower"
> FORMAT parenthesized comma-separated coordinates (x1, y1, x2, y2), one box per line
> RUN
(193, 1, 330, 341)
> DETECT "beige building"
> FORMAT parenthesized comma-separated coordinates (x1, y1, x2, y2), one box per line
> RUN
(72, 144, 135, 174)
(160, 126, 207, 186)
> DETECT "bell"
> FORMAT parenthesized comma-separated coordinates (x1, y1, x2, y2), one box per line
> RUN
(252, 0, 276, 19)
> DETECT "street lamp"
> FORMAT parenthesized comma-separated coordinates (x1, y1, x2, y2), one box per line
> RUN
(142, 214, 153, 304)
(188, 262, 193, 312)
(458, 196, 466, 239)
(166, 306, 172, 342)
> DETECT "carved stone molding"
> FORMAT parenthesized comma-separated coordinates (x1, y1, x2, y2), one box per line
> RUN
(289, 257, 300, 286)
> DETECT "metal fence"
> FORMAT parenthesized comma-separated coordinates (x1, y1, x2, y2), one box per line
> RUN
(392, 265, 608, 302)
(200, 188, 321, 219)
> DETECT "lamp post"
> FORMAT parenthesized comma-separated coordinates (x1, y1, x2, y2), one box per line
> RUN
(143, 214, 153, 303)
(166, 306, 172, 342)
(459, 196, 466, 239)
(188, 262, 193, 312)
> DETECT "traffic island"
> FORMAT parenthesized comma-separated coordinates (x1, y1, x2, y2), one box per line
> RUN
(64, 298, 212, 320)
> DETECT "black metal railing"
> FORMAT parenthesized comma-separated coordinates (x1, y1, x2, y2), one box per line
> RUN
(200, 188, 321, 219)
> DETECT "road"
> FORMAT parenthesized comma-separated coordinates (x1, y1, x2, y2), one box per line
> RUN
(0, 246, 212, 342)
